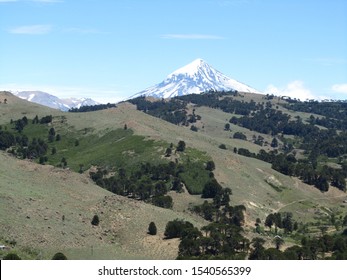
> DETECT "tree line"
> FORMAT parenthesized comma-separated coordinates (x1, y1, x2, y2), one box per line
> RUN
(68, 103, 116, 113)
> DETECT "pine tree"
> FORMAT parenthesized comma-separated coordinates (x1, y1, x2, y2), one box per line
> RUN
(52, 252, 67, 260)
(91, 214, 100, 226)
(177, 140, 186, 152)
(148, 222, 157, 235)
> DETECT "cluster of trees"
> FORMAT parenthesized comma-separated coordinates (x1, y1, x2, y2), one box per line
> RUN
(228, 106, 347, 160)
(169, 202, 347, 259)
(0, 130, 16, 150)
(271, 154, 347, 192)
(170, 196, 249, 259)
(129, 97, 189, 125)
(0, 118, 51, 160)
(90, 154, 214, 208)
(176, 92, 261, 116)
(130, 92, 347, 195)
(284, 100, 347, 130)
(68, 103, 116, 113)
(264, 212, 297, 234)
(248, 230, 347, 260)
(230, 108, 298, 136)
(90, 163, 176, 208)
(233, 146, 347, 192)
(0, 115, 71, 167)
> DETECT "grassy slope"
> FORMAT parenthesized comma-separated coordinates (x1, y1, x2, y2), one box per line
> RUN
(1, 91, 347, 259)
(0, 151, 206, 259)
(0, 91, 61, 122)
(54, 100, 347, 223)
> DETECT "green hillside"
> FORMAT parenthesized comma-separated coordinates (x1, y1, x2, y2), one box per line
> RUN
(1, 91, 347, 260)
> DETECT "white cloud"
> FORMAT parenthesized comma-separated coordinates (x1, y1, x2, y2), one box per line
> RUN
(9, 24, 52, 35)
(265, 81, 324, 101)
(161, 34, 224, 40)
(331, 84, 347, 95)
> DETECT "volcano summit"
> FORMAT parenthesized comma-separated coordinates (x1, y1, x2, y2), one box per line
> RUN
(131, 59, 260, 99)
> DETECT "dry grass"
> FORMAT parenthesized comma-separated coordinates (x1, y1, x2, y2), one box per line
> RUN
(0, 152, 206, 259)
(1, 92, 347, 259)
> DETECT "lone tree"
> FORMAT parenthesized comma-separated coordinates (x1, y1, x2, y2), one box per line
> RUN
(201, 179, 222, 198)
(91, 214, 100, 226)
(52, 252, 67, 260)
(165, 147, 172, 157)
(148, 222, 157, 235)
(206, 160, 215, 171)
(177, 140, 186, 152)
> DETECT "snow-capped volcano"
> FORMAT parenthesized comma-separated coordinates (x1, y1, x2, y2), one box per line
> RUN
(130, 58, 260, 99)
(12, 91, 99, 111)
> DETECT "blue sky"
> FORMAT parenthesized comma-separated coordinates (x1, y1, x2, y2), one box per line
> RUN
(0, 0, 346, 102)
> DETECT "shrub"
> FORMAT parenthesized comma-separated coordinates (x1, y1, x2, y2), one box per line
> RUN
(201, 179, 223, 198)
(152, 195, 173, 209)
(219, 144, 227, 150)
(52, 252, 67, 260)
(4, 253, 21, 260)
(233, 132, 247, 140)
(206, 160, 215, 171)
(177, 140, 186, 152)
(148, 222, 157, 235)
(164, 219, 194, 239)
(91, 214, 100, 226)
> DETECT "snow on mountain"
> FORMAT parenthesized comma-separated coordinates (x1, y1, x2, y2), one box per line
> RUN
(130, 58, 260, 99)
(12, 91, 99, 111)
(61, 97, 99, 110)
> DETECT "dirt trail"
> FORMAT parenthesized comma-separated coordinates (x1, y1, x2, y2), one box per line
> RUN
(274, 193, 346, 212)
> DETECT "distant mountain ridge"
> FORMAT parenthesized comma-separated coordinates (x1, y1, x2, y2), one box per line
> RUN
(130, 58, 260, 99)
(12, 91, 99, 111)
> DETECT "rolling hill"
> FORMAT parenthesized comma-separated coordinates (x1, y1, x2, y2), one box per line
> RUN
(1, 90, 347, 259)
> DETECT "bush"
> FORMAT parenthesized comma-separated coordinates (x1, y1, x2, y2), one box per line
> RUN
(152, 195, 173, 209)
(206, 160, 215, 171)
(219, 144, 227, 150)
(201, 179, 223, 198)
(164, 219, 194, 239)
(177, 140, 186, 152)
(52, 252, 67, 260)
(233, 132, 247, 140)
(148, 222, 157, 235)
(91, 214, 100, 226)
(4, 253, 21, 260)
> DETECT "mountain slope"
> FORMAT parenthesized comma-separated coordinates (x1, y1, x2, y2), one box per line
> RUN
(0, 91, 61, 121)
(12, 91, 98, 111)
(0, 151, 206, 259)
(1, 91, 346, 259)
(130, 59, 260, 99)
